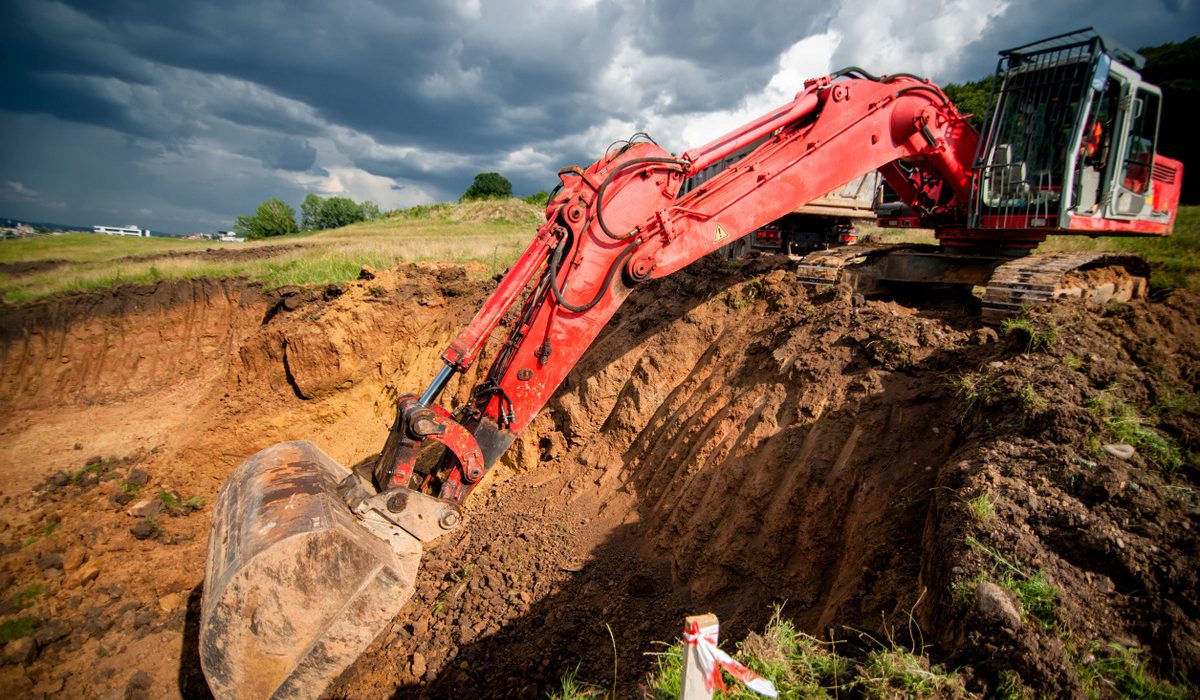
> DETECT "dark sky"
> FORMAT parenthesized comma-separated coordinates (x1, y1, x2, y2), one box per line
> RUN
(1, 0, 1196, 233)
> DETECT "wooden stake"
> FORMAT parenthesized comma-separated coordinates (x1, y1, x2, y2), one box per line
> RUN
(680, 613, 719, 700)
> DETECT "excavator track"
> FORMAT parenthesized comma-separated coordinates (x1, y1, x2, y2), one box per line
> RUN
(980, 251, 1150, 323)
(795, 245, 1150, 322)
(794, 243, 918, 287)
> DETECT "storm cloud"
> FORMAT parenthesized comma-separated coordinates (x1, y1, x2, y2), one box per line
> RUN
(1, 0, 1195, 233)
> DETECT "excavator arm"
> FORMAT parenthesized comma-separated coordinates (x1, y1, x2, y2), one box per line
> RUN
(377, 73, 978, 503)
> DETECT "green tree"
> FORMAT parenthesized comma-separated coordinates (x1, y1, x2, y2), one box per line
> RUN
(359, 201, 382, 220)
(460, 172, 512, 201)
(300, 193, 325, 231)
(943, 77, 993, 131)
(299, 194, 380, 230)
(521, 190, 551, 206)
(318, 197, 365, 229)
(1140, 36, 1199, 203)
(234, 198, 298, 239)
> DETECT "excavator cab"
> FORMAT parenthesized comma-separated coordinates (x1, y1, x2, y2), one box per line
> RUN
(972, 28, 1181, 235)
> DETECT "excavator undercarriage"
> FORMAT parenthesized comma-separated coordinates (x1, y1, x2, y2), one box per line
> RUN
(199, 28, 1181, 699)
(795, 245, 1150, 322)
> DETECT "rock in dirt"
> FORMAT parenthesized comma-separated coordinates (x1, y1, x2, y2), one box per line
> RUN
(158, 593, 181, 614)
(123, 670, 153, 700)
(128, 499, 162, 519)
(133, 609, 157, 629)
(34, 619, 70, 646)
(72, 563, 100, 587)
(62, 546, 85, 571)
(129, 519, 158, 540)
(973, 327, 999, 344)
(36, 552, 63, 571)
(2, 637, 37, 665)
(110, 489, 134, 506)
(79, 470, 100, 489)
(124, 468, 150, 486)
(411, 652, 427, 678)
(976, 582, 1023, 629)
(1102, 443, 1136, 461)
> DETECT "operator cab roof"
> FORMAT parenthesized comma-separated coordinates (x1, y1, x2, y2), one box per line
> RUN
(1000, 27, 1145, 70)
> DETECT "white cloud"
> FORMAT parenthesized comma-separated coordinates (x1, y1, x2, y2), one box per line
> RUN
(828, 0, 1011, 80)
(289, 166, 435, 210)
(1, 180, 40, 200)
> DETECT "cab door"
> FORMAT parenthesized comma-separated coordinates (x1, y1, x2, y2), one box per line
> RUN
(1109, 84, 1161, 218)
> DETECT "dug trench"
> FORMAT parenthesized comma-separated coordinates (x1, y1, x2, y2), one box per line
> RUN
(0, 255, 1196, 698)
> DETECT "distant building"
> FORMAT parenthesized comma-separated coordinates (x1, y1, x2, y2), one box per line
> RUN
(217, 231, 245, 243)
(94, 224, 150, 237)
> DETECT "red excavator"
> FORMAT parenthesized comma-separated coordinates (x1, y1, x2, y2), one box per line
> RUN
(199, 28, 1182, 698)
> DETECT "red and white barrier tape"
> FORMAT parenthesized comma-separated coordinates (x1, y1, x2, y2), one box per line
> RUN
(683, 619, 778, 698)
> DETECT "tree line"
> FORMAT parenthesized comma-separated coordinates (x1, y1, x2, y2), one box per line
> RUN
(234, 194, 383, 240)
(234, 172, 540, 240)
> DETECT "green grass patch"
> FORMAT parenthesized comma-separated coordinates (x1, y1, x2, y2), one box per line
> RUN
(965, 536, 1060, 629)
(1000, 316, 1059, 352)
(1086, 393, 1184, 476)
(1152, 387, 1200, 417)
(642, 606, 969, 698)
(995, 669, 1033, 700)
(952, 371, 1001, 415)
(69, 461, 106, 484)
(968, 492, 995, 521)
(1008, 571, 1059, 630)
(9, 582, 49, 610)
(1041, 206, 1200, 292)
(1018, 383, 1048, 413)
(860, 648, 966, 698)
(1079, 643, 1193, 700)
(157, 491, 181, 510)
(0, 615, 38, 642)
(547, 663, 606, 699)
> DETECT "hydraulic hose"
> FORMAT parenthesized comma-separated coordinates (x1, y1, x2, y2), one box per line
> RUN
(594, 157, 687, 240)
(547, 234, 642, 313)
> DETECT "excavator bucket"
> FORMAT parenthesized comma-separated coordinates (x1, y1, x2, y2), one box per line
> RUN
(199, 441, 423, 700)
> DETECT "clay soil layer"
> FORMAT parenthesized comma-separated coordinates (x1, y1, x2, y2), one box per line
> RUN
(0, 256, 1196, 698)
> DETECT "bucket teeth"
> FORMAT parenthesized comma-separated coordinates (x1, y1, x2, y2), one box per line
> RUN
(200, 441, 422, 700)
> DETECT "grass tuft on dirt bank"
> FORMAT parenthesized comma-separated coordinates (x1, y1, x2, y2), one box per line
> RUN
(549, 606, 970, 699)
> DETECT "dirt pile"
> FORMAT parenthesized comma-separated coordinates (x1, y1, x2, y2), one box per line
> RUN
(0, 255, 1196, 698)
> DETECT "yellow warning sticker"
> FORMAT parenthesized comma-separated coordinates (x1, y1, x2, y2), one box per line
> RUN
(714, 222, 729, 241)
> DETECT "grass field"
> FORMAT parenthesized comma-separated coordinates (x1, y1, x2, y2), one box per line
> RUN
(1, 200, 1196, 303)
(0, 200, 543, 303)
